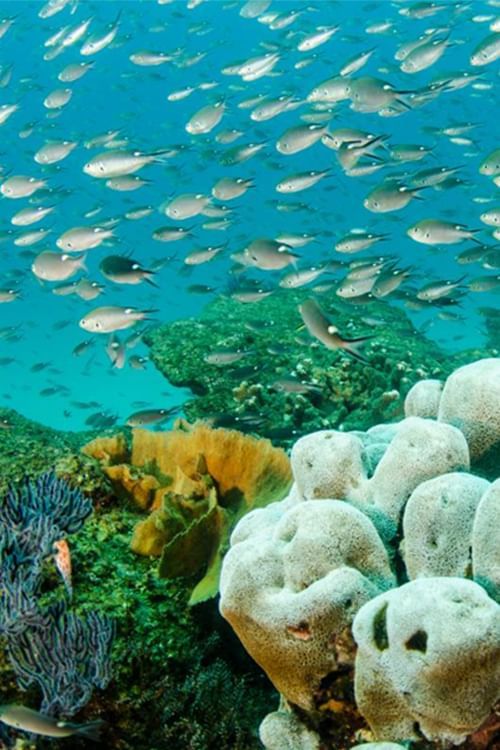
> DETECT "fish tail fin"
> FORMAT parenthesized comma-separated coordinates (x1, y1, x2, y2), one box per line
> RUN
(144, 274, 159, 288)
(75, 720, 104, 741)
(343, 335, 374, 363)
(150, 149, 174, 163)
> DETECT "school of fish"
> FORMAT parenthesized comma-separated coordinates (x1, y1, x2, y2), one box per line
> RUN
(0, 0, 499, 433)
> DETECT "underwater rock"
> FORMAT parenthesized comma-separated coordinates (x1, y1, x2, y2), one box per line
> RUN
(438, 358, 500, 476)
(403, 378, 443, 419)
(352, 577, 500, 745)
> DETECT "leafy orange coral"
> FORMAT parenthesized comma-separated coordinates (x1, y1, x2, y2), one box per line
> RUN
(82, 422, 292, 605)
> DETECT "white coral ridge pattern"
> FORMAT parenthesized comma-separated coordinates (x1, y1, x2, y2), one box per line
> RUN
(219, 358, 500, 749)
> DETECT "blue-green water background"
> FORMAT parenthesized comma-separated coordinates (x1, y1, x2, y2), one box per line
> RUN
(0, 0, 498, 430)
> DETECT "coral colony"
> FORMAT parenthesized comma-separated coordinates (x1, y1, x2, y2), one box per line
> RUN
(220, 358, 500, 748)
(0, 472, 114, 723)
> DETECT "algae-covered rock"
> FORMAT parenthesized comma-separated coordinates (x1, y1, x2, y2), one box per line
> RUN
(144, 292, 452, 445)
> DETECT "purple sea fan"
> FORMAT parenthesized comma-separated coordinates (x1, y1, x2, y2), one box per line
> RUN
(0, 471, 92, 539)
(7, 601, 115, 718)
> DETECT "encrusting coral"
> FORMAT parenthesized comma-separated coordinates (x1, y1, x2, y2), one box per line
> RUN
(83, 421, 292, 605)
(219, 358, 500, 749)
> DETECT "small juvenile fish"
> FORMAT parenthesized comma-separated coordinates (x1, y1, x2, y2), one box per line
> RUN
(297, 25, 338, 52)
(11, 205, 55, 227)
(126, 406, 182, 427)
(43, 88, 72, 109)
(279, 266, 326, 289)
(129, 355, 149, 370)
(153, 225, 192, 242)
(299, 299, 373, 363)
(0, 289, 18, 303)
(72, 340, 94, 357)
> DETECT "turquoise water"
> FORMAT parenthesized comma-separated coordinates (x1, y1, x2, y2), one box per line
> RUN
(0, 0, 498, 431)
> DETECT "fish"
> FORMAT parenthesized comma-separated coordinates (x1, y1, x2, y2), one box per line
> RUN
(126, 406, 182, 427)
(241, 239, 299, 270)
(79, 306, 157, 334)
(276, 170, 330, 194)
(32, 251, 86, 282)
(100, 255, 157, 286)
(204, 350, 250, 366)
(83, 149, 173, 178)
(276, 123, 327, 155)
(407, 219, 482, 245)
(53, 538, 72, 597)
(56, 225, 114, 252)
(299, 299, 373, 363)
(0, 705, 103, 739)
(212, 177, 254, 201)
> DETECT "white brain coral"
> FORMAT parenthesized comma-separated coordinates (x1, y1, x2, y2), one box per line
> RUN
(220, 500, 395, 711)
(352, 577, 500, 745)
(438, 357, 500, 469)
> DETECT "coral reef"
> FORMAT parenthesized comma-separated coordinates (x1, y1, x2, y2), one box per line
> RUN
(220, 358, 500, 750)
(144, 291, 471, 446)
(0, 412, 275, 750)
(84, 422, 292, 604)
